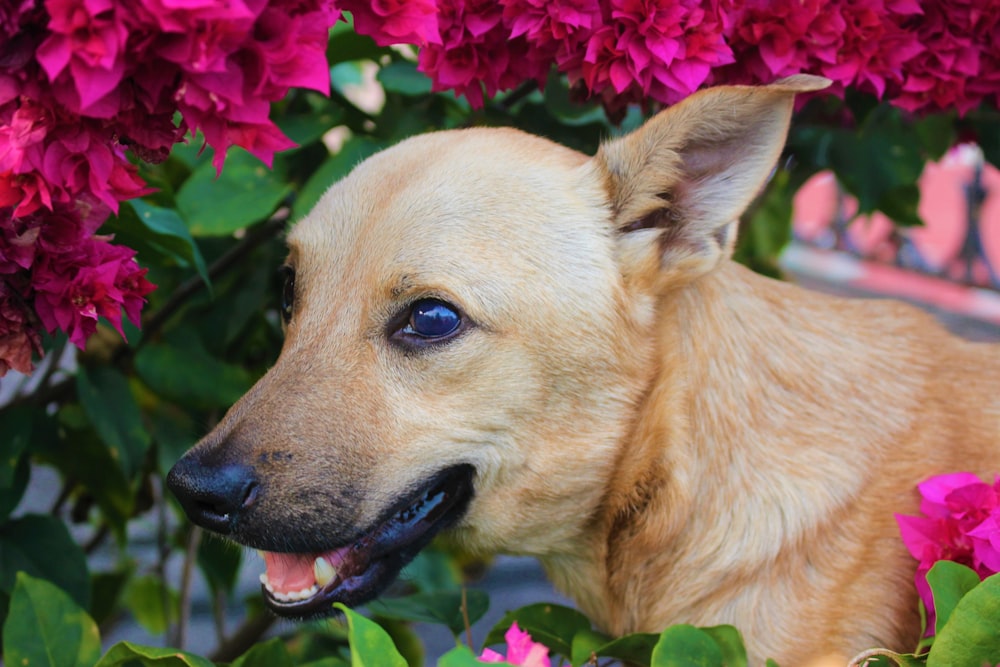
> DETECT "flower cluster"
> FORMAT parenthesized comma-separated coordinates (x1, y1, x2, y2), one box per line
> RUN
(1, 0, 340, 374)
(896, 472, 1000, 634)
(347, 0, 1000, 116)
(480, 622, 551, 667)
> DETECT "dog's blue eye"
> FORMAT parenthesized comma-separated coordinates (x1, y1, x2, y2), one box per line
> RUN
(406, 299, 461, 339)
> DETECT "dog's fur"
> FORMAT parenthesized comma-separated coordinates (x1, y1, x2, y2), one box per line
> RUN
(172, 76, 1000, 664)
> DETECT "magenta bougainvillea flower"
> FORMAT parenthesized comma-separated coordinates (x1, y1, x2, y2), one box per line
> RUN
(480, 622, 551, 667)
(418, 0, 549, 108)
(895, 472, 1000, 635)
(339, 0, 442, 47)
(894, 0, 1000, 115)
(1, 0, 341, 374)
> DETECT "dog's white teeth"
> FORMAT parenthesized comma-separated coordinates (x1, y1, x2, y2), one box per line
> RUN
(259, 567, 321, 602)
(270, 585, 319, 603)
(314, 556, 337, 587)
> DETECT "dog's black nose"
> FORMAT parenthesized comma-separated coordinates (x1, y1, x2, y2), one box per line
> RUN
(166, 456, 258, 534)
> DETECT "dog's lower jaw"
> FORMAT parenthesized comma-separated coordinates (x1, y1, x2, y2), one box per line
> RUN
(256, 464, 475, 617)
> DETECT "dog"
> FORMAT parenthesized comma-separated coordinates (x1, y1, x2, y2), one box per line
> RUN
(166, 74, 1000, 665)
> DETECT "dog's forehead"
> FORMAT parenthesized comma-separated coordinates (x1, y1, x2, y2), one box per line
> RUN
(287, 128, 604, 285)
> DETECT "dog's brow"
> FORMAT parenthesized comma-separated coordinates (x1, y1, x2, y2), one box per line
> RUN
(390, 275, 414, 298)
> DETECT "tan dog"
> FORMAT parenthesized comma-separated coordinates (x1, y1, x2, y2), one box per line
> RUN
(167, 74, 1000, 665)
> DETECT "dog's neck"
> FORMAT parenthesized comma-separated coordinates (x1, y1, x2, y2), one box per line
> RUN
(541, 261, 934, 651)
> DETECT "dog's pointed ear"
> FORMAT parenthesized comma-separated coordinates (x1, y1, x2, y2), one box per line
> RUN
(595, 74, 830, 290)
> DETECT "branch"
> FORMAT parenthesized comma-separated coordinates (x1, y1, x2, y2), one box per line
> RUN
(209, 612, 277, 663)
(172, 526, 203, 650)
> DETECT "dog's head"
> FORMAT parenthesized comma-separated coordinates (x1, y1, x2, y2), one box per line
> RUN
(167, 75, 828, 616)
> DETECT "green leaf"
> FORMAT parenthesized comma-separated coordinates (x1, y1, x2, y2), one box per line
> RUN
(570, 628, 614, 667)
(134, 332, 255, 409)
(90, 568, 132, 626)
(650, 625, 725, 667)
(193, 256, 272, 350)
(278, 107, 345, 147)
(378, 62, 433, 97)
(197, 534, 244, 596)
(231, 638, 294, 667)
(331, 61, 365, 94)
(701, 626, 748, 667)
(0, 406, 31, 488)
(374, 617, 425, 667)
(77, 364, 151, 479)
(927, 573, 1000, 667)
(542, 72, 607, 127)
(438, 645, 514, 667)
(399, 546, 463, 592)
(108, 200, 210, 288)
(293, 136, 384, 221)
(970, 112, 1000, 168)
(328, 21, 388, 65)
(334, 603, 408, 667)
(913, 114, 956, 161)
(484, 603, 592, 659)
(368, 589, 488, 637)
(2, 572, 101, 667)
(39, 422, 133, 532)
(123, 574, 178, 635)
(176, 148, 292, 237)
(927, 560, 981, 636)
(96, 641, 215, 667)
(0, 514, 90, 610)
(0, 407, 31, 520)
(735, 168, 793, 277)
(874, 184, 922, 227)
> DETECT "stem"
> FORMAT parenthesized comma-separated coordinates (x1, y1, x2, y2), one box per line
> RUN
(173, 526, 203, 650)
(31, 335, 68, 396)
(461, 586, 474, 650)
(83, 524, 110, 555)
(213, 588, 227, 644)
(497, 80, 538, 112)
(209, 613, 277, 663)
(49, 479, 75, 516)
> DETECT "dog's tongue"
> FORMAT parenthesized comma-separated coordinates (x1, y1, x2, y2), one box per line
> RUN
(262, 552, 316, 592)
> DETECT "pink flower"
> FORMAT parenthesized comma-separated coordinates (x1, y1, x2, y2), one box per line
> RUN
(480, 622, 551, 667)
(892, 0, 999, 115)
(817, 0, 923, 99)
(895, 472, 1000, 635)
(722, 0, 842, 85)
(418, 0, 548, 108)
(338, 0, 441, 47)
(577, 0, 732, 109)
(35, 0, 129, 115)
(32, 235, 155, 350)
(500, 0, 602, 73)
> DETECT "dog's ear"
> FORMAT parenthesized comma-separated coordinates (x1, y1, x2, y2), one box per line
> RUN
(595, 74, 830, 290)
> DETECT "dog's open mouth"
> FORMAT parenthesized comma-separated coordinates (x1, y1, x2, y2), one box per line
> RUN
(256, 465, 474, 616)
